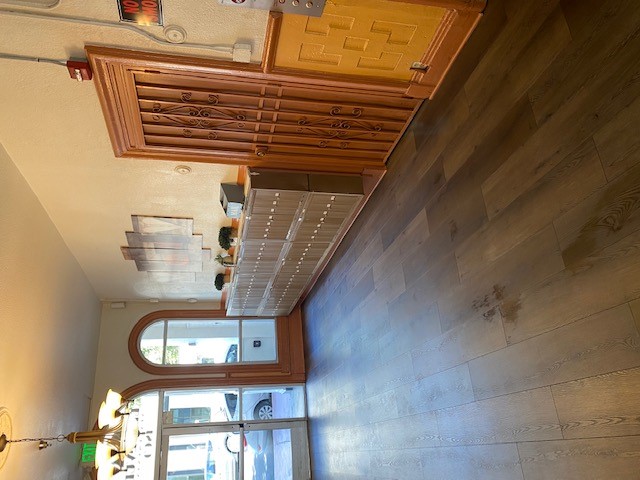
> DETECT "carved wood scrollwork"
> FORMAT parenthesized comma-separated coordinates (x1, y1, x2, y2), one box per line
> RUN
(87, 46, 424, 172)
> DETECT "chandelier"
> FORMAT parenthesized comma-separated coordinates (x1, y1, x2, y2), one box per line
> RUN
(0, 389, 139, 480)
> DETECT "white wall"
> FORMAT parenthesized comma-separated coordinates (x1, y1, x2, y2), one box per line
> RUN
(0, 143, 101, 480)
(90, 300, 221, 420)
(0, 0, 264, 302)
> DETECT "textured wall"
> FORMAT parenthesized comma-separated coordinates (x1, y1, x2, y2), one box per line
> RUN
(0, 143, 101, 480)
(89, 300, 221, 422)
(0, 0, 254, 302)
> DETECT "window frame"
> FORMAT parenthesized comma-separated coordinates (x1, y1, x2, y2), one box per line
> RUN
(120, 384, 308, 480)
(129, 310, 290, 376)
(138, 317, 278, 367)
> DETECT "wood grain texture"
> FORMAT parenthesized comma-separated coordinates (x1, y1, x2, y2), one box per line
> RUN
(439, 225, 564, 332)
(441, 3, 571, 178)
(430, 94, 537, 232)
(463, 0, 561, 111)
(469, 305, 640, 399)
(411, 307, 506, 378)
(373, 208, 429, 283)
(554, 162, 640, 267)
(381, 298, 441, 363)
(593, 93, 640, 181)
(339, 234, 384, 300)
(529, 0, 640, 125)
(370, 449, 427, 480)
(435, 387, 562, 445)
(374, 412, 440, 450)
(501, 229, 640, 344)
(518, 436, 640, 480)
(414, 89, 470, 179)
(302, 0, 640, 478)
(396, 363, 474, 415)
(631, 298, 640, 334)
(419, 444, 524, 480)
(482, 18, 640, 217)
(552, 366, 640, 439)
(455, 139, 606, 279)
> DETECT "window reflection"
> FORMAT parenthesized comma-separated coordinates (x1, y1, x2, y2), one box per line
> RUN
(118, 391, 159, 480)
(124, 387, 306, 480)
(163, 389, 239, 424)
(139, 318, 276, 366)
(165, 320, 239, 365)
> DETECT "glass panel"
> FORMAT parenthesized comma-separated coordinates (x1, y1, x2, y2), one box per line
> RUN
(242, 429, 294, 480)
(140, 321, 166, 364)
(118, 391, 159, 480)
(241, 386, 305, 421)
(240, 320, 277, 363)
(166, 433, 239, 480)
(273, 429, 293, 480)
(166, 320, 239, 365)
(163, 389, 240, 424)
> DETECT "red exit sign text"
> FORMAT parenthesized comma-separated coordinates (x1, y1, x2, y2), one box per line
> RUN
(117, 0, 163, 26)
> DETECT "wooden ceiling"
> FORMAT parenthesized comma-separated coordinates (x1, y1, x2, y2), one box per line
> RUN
(274, 0, 449, 82)
(88, 0, 484, 174)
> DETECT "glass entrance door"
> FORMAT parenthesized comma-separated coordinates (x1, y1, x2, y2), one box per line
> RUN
(160, 421, 309, 480)
(241, 421, 309, 480)
(161, 426, 241, 480)
(158, 386, 309, 480)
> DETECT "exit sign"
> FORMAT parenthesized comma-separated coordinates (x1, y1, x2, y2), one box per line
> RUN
(81, 442, 97, 465)
(117, 0, 163, 26)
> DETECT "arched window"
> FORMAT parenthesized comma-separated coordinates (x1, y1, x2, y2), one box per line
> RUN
(129, 310, 294, 376)
(138, 317, 277, 366)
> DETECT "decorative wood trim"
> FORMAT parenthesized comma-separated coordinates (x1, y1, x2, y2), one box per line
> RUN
(236, 166, 247, 186)
(262, 12, 282, 74)
(286, 306, 306, 375)
(390, 0, 486, 12)
(87, 46, 411, 95)
(87, 0, 481, 166)
(128, 309, 305, 379)
(407, 8, 483, 98)
(87, 46, 418, 173)
(263, 1, 485, 100)
(265, 65, 411, 94)
(121, 373, 307, 400)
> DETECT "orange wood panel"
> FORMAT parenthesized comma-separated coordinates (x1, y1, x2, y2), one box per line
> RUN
(87, 46, 421, 173)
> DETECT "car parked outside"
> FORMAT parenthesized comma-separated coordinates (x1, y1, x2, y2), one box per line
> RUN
(223, 345, 273, 422)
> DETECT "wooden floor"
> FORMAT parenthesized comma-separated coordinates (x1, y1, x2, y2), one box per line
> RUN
(301, 0, 640, 478)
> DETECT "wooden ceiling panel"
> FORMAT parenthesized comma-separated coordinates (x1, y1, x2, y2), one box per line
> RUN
(87, 1, 483, 173)
(88, 46, 420, 173)
(274, 0, 448, 81)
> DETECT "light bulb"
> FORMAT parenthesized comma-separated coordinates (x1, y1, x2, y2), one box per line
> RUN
(105, 390, 122, 409)
(98, 402, 118, 429)
(95, 441, 116, 469)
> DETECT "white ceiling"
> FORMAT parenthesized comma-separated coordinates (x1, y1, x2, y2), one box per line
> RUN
(0, 0, 271, 302)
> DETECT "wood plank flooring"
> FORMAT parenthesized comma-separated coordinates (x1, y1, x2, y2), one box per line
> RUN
(301, 0, 640, 478)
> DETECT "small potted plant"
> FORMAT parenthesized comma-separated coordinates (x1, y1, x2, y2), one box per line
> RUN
(218, 226, 238, 250)
(215, 254, 235, 267)
(214, 272, 232, 291)
(215, 273, 225, 291)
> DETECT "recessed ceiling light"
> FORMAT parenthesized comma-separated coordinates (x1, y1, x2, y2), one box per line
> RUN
(174, 165, 192, 175)
(187, 298, 197, 303)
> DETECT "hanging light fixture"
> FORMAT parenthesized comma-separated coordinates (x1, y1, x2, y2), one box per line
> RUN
(0, 389, 139, 479)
